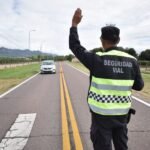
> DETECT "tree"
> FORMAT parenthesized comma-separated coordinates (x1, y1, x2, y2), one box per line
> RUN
(54, 56, 65, 61)
(117, 46, 125, 51)
(90, 47, 103, 53)
(139, 49, 150, 60)
(125, 48, 138, 58)
(37, 55, 42, 61)
(65, 54, 74, 62)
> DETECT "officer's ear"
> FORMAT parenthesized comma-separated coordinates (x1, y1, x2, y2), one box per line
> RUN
(100, 37, 105, 48)
(116, 37, 120, 44)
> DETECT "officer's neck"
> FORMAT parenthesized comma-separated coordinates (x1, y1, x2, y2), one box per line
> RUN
(104, 45, 118, 52)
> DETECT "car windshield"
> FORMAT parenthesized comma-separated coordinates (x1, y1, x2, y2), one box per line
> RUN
(42, 62, 54, 65)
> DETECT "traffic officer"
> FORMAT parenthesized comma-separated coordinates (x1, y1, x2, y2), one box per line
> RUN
(69, 8, 144, 150)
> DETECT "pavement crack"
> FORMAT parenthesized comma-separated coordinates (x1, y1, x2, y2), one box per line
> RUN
(1, 134, 62, 139)
(79, 131, 90, 134)
(29, 134, 62, 138)
(129, 130, 150, 133)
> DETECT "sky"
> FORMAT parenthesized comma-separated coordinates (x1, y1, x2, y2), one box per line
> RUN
(0, 0, 150, 55)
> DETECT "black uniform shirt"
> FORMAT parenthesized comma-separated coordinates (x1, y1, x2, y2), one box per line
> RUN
(69, 27, 144, 91)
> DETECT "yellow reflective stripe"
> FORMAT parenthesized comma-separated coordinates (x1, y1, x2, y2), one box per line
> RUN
(88, 98, 131, 109)
(92, 76, 134, 86)
(90, 86, 131, 96)
(91, 82, 132, 91)
(96, 52, 103, 55)
(96, 50, 136, 60)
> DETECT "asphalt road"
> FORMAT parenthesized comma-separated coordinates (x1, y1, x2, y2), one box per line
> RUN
(0, 62, 149, 150)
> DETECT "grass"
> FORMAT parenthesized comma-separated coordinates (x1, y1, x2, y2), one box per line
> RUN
(133, 73, 150, 100)
(0, 63, 40, 94)
(68, 62, 150, 100)
(140, 67, 150, 73)
(69, 62, 89, 74)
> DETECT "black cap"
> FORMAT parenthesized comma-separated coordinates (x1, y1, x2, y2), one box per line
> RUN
(101, 25, 120, 43)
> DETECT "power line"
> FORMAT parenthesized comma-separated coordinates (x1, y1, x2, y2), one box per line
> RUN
(0, 33, 22, 48)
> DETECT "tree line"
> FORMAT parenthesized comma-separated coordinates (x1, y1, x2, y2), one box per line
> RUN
(64, 47, 150, 62)
(0, 48, 149, 64)
(90, 47, 150, 61)
(0, 54, 73, 64)
(90, 47, 150, 67)
(0, 55, 51, 64)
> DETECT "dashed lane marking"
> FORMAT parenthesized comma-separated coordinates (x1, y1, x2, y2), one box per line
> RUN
(0, 113, 36, 150)
(66, 63, 150, 107)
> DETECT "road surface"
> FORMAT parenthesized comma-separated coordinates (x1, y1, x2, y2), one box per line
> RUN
(0, 63, 149, 150)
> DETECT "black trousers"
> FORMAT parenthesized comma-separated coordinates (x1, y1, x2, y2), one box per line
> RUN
(90, 113, 128, 150)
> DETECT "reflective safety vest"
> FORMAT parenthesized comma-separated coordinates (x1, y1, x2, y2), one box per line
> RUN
(88, 50, 136, 116)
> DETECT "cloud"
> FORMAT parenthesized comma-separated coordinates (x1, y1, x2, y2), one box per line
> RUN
(12, 0, 22, 15)
(0, 0, 150, 55)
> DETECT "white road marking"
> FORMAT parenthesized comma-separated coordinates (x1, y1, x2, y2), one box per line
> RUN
(66, 63, 150, 107)
(0, 73, 39, 99)
(132, 96, 150, 107)
(66, 63, 89, 76)
(0, 113, 36, 150)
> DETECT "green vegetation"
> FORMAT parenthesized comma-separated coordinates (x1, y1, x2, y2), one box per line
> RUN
(139, 49, 150, 60)
(0, 56, 53, 64)
(68, 62, 150, 100)
(0, 63, 40, 94)
(0, 63, 39, 79)
(0, 54, 74, 64)
(138, 74, 150, 95)
(90, 47, 139, 57)
(90, 47, 150, 60)
(69, 62, 89, 73)
(0, 57, 33, 64)
(54, 54, 74, 61)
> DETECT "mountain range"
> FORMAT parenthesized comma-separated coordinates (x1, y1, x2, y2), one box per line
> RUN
(0, 47, 54, 58)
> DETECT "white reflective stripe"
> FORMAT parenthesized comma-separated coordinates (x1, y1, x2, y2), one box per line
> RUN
(91, 82, 132, 91)
(89, 104, 129, 115)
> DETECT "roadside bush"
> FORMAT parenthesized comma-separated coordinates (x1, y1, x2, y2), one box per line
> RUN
(0, 57, 33, 64)
(139, 61, 150, 66)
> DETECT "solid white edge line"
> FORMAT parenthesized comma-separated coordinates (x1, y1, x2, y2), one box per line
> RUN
(66, 62, 150, 107)
(66, 63, 89, 76)
(0, 73, 39, 99)
(132, 96, 150, 107)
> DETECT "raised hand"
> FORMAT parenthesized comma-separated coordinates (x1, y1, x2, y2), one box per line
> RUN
(72, 8, 83, 27)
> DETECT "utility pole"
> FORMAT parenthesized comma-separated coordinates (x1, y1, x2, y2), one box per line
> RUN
(28, 30, 36, 50)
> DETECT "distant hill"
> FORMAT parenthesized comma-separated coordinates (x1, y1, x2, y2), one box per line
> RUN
(0, 47, 55, 58)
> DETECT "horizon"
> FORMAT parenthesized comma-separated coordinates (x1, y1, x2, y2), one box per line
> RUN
(1, 46, 149, 56)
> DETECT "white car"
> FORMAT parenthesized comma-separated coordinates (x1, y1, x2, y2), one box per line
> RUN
(40, 60, 56, 74)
